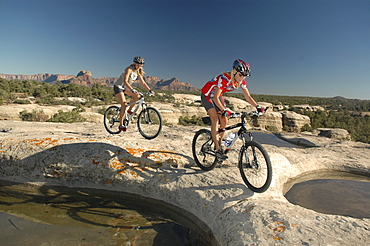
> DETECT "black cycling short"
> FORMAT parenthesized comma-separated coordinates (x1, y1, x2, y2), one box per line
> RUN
(114, 84, 126, 95)
(201, 94, 225, 112)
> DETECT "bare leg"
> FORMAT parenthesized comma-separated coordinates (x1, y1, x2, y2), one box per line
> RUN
(125, 90, 140, 112)
(207, 108, 221, 151)
(219, 115, 228, 141)
(115, 92, 126, 126)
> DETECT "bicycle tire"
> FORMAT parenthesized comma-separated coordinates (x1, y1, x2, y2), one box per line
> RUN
(104, 106, 121, 134)
(238, 141, 272, 193)
(192, 129, 219, 171)
(137, 107, 162, 139)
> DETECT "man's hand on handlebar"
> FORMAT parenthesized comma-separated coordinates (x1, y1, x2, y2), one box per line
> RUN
(256, 105, 265, 115)
(221, 109, 232, 117)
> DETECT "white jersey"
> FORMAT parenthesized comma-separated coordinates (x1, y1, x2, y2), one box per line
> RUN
(114, 66, 139, 86)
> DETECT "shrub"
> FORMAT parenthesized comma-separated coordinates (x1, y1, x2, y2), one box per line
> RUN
(266, 126, 279, 132)
(14, 99, 31, 104)
(178, 115, 207, 126)
(72, 104, 86, 113)
(36, 96, 56, 105)
(97, 107, 107, 115)
(19, 110, 49, 122)
(301, 124, 313, 132)
(47, 110, 86, 123)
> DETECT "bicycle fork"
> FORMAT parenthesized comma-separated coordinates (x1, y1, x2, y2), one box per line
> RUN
(242, 145, 260, 169)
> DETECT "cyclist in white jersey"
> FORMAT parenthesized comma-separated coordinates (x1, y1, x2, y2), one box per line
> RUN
(114, 56, 154, 131)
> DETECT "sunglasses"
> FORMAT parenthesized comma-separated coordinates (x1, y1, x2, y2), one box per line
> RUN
(240, 71, 251, 77)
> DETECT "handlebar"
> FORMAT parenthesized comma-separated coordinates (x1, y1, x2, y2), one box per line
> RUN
(230, 112, 259, 119)
(230, 107, 270, 119)
(138, 91, 155, 97)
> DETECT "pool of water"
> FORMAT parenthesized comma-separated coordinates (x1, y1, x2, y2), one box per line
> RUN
(0, 180, 212, 246)
(284, 171, 370, 219)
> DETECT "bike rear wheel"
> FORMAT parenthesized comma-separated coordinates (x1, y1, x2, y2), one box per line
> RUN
(192, 129, 219, 171)
(238, 141, 272, 193)
(137, 107, 162, 139)
(104, 106, 121, 134)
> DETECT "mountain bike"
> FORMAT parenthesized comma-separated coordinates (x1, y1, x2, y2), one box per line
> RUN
(103, 92, 162, 139)
(192, 111, 272, 193)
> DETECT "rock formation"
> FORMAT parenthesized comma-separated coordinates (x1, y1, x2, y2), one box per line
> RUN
(281, 111, 311, 132)
(62, 70, 102, 86)
(0, 73, 74, 82)
(315, 128, 351, 140)
(1, 72, 200, 91)
(0, 93, 313, 133)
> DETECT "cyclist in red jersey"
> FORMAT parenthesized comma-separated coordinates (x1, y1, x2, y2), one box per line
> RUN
(201, 59, 264, 160)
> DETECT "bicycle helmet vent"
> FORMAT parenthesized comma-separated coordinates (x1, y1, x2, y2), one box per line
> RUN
(233, 59, 251, 77)
(133, 56, 145, 64)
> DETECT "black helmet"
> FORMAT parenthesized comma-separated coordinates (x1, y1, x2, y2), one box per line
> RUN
(233, 59, 251, 77)
(133, 56, 145, 64)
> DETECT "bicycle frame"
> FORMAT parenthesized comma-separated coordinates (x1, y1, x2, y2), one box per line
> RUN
(125, 93, 147, 123)
(221, 113, 256, 153)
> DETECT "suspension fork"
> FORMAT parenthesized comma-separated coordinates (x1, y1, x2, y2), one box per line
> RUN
(141, 103, 154, 123)
(244, 131, 259, 166)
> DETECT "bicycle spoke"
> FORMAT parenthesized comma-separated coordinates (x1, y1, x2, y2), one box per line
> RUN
(239, 142, 272, 193)
(104, 106, 121, 134)
(137, 107, 162, 139)
(192, 129, 218, 170)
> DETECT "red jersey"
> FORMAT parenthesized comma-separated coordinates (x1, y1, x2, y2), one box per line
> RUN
(201, 73, 248, 99)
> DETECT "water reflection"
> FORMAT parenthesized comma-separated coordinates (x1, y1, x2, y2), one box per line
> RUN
(0, 180, 211, 245)
(284, 171, 370, 219)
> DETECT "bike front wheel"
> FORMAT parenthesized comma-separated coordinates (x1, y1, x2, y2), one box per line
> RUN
(192, 129, 219, 171)
(104, 106, 121, 134)
(137, 107, 162, 139)
(238, 141, 272, 193)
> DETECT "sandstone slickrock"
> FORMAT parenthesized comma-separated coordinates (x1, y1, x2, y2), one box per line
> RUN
(0, 94, 313, 133)
(0, 121, 369, 245)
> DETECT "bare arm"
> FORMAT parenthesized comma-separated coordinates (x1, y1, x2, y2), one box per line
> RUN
(123, 67, 134, 91)
(213, 88, 226, 112)
(242, 87, 258, 108)
(138, 74, 151, 91)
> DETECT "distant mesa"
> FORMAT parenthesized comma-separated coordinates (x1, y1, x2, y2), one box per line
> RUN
(61, 70, 100, 86)
(0, 70, 199, 91)
(76, 70, 92, 77)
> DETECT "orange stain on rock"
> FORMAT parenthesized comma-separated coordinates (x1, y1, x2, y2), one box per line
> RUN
(269, 221, 286, 241)
(23, 138, 59, 147)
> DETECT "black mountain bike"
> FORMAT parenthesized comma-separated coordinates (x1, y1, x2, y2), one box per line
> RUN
(192, 111, 272, 193)
(103, 92, 162, 139)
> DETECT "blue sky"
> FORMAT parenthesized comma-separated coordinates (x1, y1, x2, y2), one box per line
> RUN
(1, 0, 369, 100)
